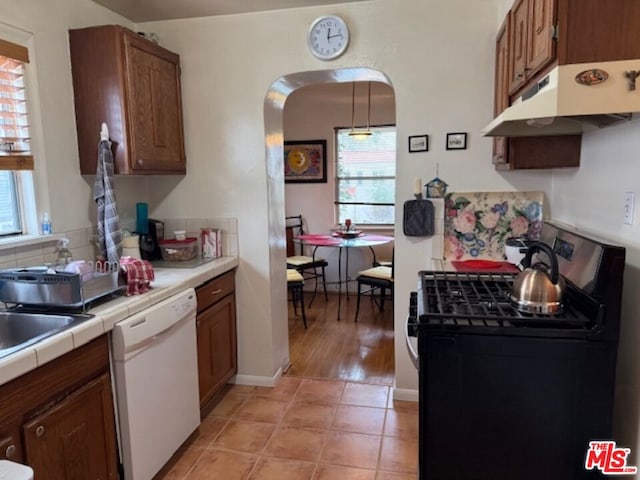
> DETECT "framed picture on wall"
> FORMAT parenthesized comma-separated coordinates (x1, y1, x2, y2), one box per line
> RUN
(446, 132, 467, 150)
(408, 135, 429, 153)
(284, 140, 327, 183)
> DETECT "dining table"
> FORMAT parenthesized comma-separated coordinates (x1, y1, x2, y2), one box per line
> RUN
(295, 232, 394, 320)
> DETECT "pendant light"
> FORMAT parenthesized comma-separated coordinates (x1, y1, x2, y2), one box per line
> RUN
(348, 81, 372, 138)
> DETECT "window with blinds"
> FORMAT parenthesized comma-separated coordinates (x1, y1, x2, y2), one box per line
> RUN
(0, 39, 32, 170)
(335, 125, 396, 225)
(0, 38, 32, 235)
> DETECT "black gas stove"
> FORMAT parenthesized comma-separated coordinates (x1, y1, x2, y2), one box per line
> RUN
(407, 221, 625, 480)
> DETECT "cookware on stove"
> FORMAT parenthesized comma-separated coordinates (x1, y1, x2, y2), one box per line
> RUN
(510, 242, 565, 314)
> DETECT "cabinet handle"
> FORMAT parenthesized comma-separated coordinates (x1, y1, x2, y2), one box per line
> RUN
(137, 159, 144, 166)
(5, 444, 15, 458)
(210, 289, 223, 296)
(515, 71, 524, 80)
(35, 425, 45, 437)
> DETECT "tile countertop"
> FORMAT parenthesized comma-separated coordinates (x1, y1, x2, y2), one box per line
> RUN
(0, 256, 239, 386)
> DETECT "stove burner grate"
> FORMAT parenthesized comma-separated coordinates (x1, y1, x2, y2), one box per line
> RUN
(419, 271, 599, 330)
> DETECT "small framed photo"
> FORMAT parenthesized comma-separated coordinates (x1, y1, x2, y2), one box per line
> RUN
(408, 135, 429, 153)
(446, 132, 467, 150)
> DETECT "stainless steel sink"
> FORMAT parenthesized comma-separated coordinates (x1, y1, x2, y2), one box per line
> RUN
(0, 312, 93, 359)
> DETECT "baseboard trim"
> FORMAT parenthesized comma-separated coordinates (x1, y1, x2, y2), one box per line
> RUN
(232, 368, 283, 387)
(393, 387, 418, 402)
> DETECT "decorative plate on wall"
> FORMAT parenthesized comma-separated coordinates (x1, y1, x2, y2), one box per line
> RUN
(443, 191, 544, 261)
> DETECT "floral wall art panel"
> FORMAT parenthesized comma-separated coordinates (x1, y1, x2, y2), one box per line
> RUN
(444, 191, 544, 261)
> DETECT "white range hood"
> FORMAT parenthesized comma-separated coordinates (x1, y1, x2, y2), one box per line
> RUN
(482, 59, 640, 137)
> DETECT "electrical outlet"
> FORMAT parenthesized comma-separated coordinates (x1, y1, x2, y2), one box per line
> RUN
(624, 192, 635, 225)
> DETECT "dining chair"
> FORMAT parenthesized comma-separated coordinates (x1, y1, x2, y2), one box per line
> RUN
(287, 268, 307, 328)
(354, 251, 394, 322)
(285, 215, 328, 307)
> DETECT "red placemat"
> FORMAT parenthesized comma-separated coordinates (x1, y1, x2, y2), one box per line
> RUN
(451, 260, 520, 273)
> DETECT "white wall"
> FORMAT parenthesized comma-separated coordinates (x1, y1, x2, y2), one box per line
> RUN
(551, 117, 640, 463)
(141, 0, 552, 392)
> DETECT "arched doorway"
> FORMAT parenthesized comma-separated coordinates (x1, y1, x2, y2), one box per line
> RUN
(264, 67, 395, 378)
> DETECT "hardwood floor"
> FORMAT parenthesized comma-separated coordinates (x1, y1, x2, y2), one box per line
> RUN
(287, 293, 395, 386)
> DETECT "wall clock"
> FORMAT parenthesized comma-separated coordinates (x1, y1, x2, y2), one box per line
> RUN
(307, 15, 350, 61)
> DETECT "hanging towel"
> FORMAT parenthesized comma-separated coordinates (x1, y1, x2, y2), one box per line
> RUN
(93, 139, 122, 263)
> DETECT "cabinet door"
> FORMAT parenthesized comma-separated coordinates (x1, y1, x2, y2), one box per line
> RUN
(22, 374, 117, 480)
(493, 15, 510, 167)
(197, 294, 237, 408)
(494, 14, 511, 116)
(527, 0, 555, 76)
(509, 0, 529, 94)
(124, 34, 186, 173)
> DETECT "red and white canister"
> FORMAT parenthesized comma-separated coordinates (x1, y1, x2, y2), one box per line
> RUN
(201, 228, 217, 258)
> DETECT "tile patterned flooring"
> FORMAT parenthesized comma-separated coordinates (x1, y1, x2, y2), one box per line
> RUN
(154, 377, 418, 479)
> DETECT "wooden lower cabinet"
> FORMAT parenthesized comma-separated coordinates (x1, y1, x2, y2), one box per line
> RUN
(0, 336, 117, 479)
(196, 271, 238, 410)
(23, 374, 117, 480)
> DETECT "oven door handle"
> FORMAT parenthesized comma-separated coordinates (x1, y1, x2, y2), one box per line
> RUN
(405, 316, 419, 370)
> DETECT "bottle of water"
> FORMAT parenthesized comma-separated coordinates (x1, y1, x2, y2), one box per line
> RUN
(41, 212, 52, 235)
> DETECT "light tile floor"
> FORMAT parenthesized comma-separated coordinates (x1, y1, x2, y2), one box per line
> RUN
(154, 376, 418, 479)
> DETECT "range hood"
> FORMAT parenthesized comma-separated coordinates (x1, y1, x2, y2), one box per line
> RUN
(482, 59, 640, 137)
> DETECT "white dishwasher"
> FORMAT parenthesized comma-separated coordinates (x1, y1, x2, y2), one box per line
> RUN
(111, 288, 200, 480)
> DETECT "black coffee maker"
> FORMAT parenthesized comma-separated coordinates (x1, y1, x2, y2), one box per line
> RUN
(139, 219, 164, 260)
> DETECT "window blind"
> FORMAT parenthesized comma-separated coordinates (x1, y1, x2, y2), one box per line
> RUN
(0, 38, 33, 170)
(335, 125, 396, 225)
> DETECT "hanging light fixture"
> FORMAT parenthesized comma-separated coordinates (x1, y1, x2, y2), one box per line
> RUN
(348, 81, 372, 138)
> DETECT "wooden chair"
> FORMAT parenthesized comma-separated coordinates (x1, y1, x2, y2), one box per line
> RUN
(285, 215, 328, 307)
(287, 268, 307, 328)
(354, 251, 394, 322)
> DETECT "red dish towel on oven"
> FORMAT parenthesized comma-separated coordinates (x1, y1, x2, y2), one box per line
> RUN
(120, 257, 155, 295)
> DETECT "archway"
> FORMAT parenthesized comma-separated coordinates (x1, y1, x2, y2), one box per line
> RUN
(263, 67, 395, 375)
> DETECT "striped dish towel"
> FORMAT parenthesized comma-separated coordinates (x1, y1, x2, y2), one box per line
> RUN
(93, 139, 122, 263)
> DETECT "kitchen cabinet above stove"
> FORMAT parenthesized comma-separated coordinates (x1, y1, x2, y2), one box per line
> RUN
(69, 25, 186, 175)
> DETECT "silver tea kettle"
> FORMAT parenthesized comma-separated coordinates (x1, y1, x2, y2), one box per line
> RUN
(510, 242, 565, 314)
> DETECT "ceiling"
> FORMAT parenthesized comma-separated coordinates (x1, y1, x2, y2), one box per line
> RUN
(91, 0, 365, 22)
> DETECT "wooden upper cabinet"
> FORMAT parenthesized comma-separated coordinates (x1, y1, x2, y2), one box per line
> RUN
(506, 0, 640, 98)
(493, 14, 511, 167)
(493, 7, 580, 171)
(509, 0, 529, 94)
(70, 25, 186, 175)
(508, 0, 555, 95)
(556, 0, 640, 65)
(494, 15, 511, 117)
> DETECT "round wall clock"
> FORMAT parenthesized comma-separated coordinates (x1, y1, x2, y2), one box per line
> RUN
(307, 15, 350, 61)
